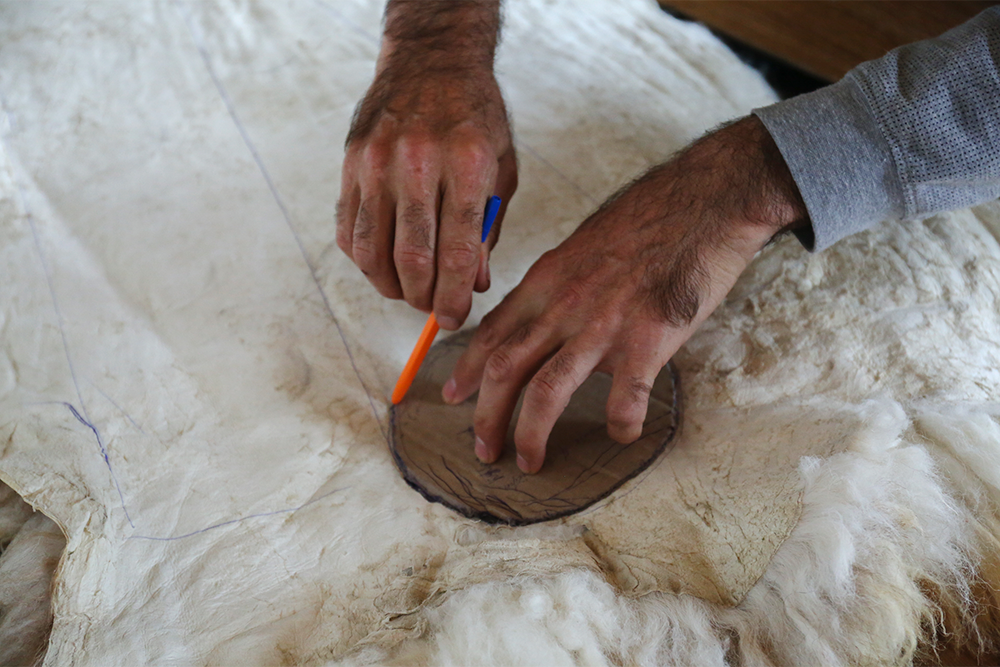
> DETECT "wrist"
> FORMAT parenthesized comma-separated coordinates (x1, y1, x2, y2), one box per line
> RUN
(635, 116, 808, 261)
(378, 0, 501, 76)
(719, 116, 809, 244)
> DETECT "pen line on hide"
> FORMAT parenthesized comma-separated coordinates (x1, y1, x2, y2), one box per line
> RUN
(7, 4, 614, 545)
(18, 400, 135, 528)
(86, 377, 146, 434)
(127, 487, 349, 542)
(0, 94, 136, 528)
(3, 69, 351, 541)
(173, 0, 389, 443)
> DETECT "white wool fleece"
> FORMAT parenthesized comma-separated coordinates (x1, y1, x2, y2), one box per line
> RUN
(367, 404, 979, 667)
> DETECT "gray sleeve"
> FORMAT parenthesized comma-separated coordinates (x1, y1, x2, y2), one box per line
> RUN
(752, 7, 1000, 252)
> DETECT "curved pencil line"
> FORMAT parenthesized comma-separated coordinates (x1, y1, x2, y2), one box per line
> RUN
(0, 97, 135, 528)
(174, 0, 388, 443)
(128, 487, 347, 542)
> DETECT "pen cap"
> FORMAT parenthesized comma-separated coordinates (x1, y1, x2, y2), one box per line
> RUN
(482, 195, 502, 243)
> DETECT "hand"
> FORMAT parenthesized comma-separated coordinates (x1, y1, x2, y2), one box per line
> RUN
(443, 116, 808, 473)
(337, 0, 517, 331)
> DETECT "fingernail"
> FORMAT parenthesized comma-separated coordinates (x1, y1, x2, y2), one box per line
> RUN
(438, 315, 460, 331)
(475, 437, 489, 462)
(484, 261, 491, 290)
(442, 378, 457, 404)
(517, 454, 530, 473)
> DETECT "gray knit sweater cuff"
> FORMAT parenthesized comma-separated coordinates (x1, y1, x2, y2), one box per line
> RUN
(753, 79, 905, 252)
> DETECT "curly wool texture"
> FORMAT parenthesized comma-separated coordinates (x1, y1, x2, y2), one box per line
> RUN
(369, 196, 1000, 665)
(376, 403, 994, 666)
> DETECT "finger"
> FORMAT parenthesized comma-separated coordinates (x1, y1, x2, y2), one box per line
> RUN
(514, 342, 604, 474)
(474, 149, 518, 293)
(336, 154, 360, 260)
(353, 188, 403, 299)
(443, 284, 540, 405)
(473, 247, 491, 294)
(392, 136, 439, 311)
(434, 146, 498, 330)
(472, 319, 560, 464)
(393, 193, 438, 312)
(606, 357, 660, 445)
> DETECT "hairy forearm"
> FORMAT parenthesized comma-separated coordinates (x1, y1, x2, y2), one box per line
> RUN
(599, 117, 804, 240)
(583, 116, 808, 328)
(348, 1, 505, 144)
(378, 0, 502, 73)
(340, 0, 517, 322)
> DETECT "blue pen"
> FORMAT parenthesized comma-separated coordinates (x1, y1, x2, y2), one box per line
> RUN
(392, 196, 502, 404)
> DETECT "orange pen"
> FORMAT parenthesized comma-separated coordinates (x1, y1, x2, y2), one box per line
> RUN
(392, 196, 502, 405)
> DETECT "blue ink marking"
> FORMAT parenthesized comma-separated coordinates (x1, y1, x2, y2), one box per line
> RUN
(174, 0, 388, 443)
(0, 25, 356, 544)
(87, 378, 145, 434)
(2, 4, 611, 543)
(0, 93, 135, 528)
(129, 486, 347, 541)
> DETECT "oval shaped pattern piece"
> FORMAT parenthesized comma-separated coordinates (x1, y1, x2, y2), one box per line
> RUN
(389, 330, 681, 525)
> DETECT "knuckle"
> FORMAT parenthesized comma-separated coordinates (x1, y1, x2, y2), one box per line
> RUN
(585, 313, 617, 340)
(484, 349, 515, 383)
(527, 353, 575, 407)
(362, 142, 393, 178)
(397, 134, 435, 169)
(626, 376, 653, 403)
(454, 139, 492, 173)
(555, 282, 589, 313)
(439, 240, 480, 274)
(476, 310, 503, 348)
(343, 142, 362, 162)
(394, 246, 434, 272)
(522, 261, 551, 287)
(526, 374, 560, 408)
(352, 239, 382, 273)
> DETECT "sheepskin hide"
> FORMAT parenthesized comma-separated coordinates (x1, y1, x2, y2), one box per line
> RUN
(0, 1, 998, 665)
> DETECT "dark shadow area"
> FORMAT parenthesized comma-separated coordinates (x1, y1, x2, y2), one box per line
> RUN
(0, 482, 63, 667)
(660, 5, 829, 100)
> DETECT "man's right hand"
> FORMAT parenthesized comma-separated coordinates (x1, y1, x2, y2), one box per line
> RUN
(338, 0, 517, 331)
